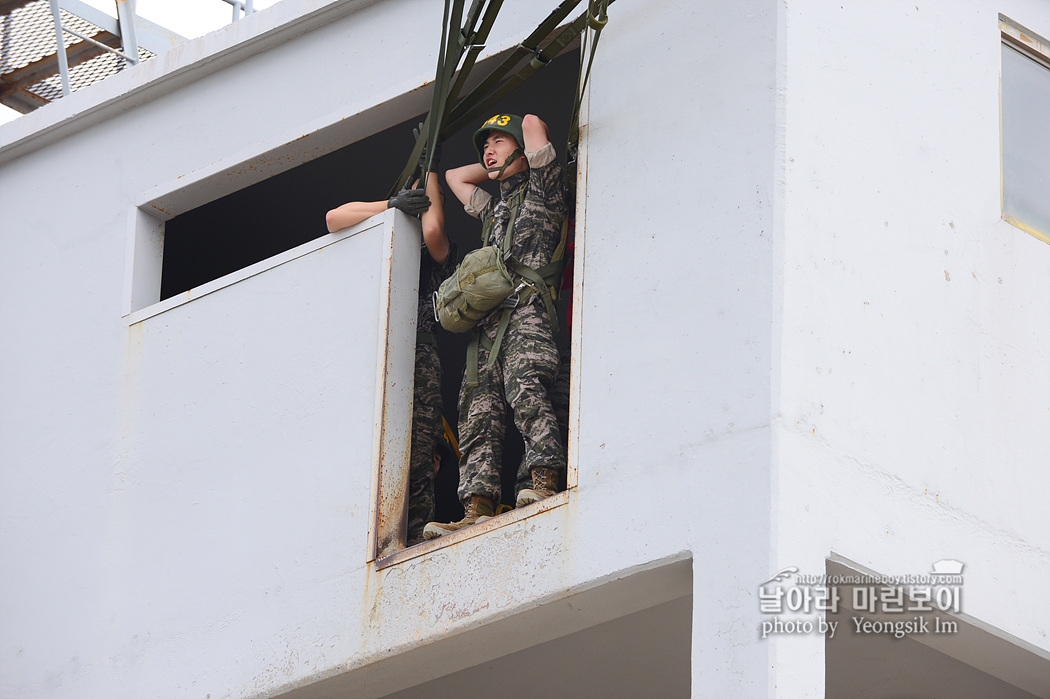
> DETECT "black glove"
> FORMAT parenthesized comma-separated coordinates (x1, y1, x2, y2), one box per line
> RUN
(413, 122, 442, 172)
(388, 185, 430, 216)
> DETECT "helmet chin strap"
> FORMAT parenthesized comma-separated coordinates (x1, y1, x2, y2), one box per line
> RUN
(485, 148, 524, 179)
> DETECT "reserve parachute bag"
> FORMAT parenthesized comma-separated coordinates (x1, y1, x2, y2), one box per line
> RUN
(434, 178, 568, 387)
(434, 181, 528, 333)
(434, 244, 515, 333)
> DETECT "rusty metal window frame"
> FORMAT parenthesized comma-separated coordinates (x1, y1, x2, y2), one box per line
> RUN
(374, 168, 586, 567)
(373, 57, 590, 572)
(999, 15, 1050, 244)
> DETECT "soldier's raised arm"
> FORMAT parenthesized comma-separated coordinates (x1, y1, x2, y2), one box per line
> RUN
(521, 113, 551, 154)
(445, 162, 489, 209)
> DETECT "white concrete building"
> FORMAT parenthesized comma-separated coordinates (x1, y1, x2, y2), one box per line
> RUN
(2, 1, 1049, 697)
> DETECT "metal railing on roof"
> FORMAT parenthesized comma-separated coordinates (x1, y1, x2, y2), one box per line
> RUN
(0, 0, 255, 114)
(223, 0, 256, 22)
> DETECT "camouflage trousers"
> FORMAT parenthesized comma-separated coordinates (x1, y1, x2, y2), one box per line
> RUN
(457, 300, 565, 504)
(407, 342, 442, 545)
(516, 342, 570, 497)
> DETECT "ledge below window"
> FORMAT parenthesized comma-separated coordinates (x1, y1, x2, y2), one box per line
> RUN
(376, 490, 571, 570)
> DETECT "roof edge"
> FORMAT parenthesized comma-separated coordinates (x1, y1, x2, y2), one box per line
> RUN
(0, 0, 381, 166)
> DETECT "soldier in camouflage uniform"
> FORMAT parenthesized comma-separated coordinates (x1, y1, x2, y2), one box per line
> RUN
(325, 165, 456, 547)
(424, 113, 568, 539)
(405, 226, 457, 545)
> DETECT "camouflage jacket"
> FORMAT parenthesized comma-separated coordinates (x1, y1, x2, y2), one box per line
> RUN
(417, 237, 458, 335)
(466, 142, 568, 276)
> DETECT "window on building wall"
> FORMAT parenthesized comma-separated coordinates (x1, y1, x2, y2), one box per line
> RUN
(377, 47, 583, 564)
(144, 44, 582, 564)
(159, 121, 422, 300)
(1001, 17, 1050, 242)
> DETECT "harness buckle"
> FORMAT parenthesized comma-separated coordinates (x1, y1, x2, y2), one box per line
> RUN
(529, 48, 551, 71)
(503, 280, 530, 308)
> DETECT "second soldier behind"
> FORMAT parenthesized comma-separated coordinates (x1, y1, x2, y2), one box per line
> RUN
(326, 149, 456, 547)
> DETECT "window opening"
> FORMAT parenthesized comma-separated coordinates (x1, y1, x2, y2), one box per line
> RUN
(1000, 17, 1050, 242)
(428, 48, 582, 539)
(384, 0, 607, 559)
(140, 3, 594, 562)
(153, 46, 581, 563)
(160, 119, 426, 299)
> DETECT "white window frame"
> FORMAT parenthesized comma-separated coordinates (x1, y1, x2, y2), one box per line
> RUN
(999, 15, 1050, 244)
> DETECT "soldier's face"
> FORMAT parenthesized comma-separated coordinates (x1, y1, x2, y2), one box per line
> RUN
(483, 131, 527, 180)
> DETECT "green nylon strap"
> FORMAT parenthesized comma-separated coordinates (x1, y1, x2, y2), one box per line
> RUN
(466, 327, 481, 387)
(506, 258, 559, 333)
(567, 0, 611, 182)
(443, 0, 582, 131)
(484, 146, 524, 179)
(446, 0, 505, 110)
(411, 0, 611, 385)
(480, 180, 526, 249)
(502, 186, 525, 253)
(485, 304, 515, 369)
(390, 0, 506, 196)
(391, 0, 611, 193)
(466, 303, 516, 387)
(545, 216, 569, 291)
(389, 0, 464, 197)
(431, 0, 465, 161)
(416, 331, 437, 347)
(444, 4, 590, 136)
(465, 183, 568, 387)
(466, 182, 525, 387)
(407, 0, 457, 191)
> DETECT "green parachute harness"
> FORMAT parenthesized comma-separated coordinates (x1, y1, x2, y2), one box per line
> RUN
(397, 0, 611, 387)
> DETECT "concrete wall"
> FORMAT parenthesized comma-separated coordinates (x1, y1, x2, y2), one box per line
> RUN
(0, 0, 777, 696)
(580, 0, 777, 695)
(773, 0, 1050, 695)
(4, 0, 1045, 697)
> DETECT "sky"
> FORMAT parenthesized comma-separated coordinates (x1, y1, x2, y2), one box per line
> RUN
(0, 0, 282, 125)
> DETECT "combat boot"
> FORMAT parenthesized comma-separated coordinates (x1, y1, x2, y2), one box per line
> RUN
(422, 495, 495, 540)
(516, 467, 559, 507)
